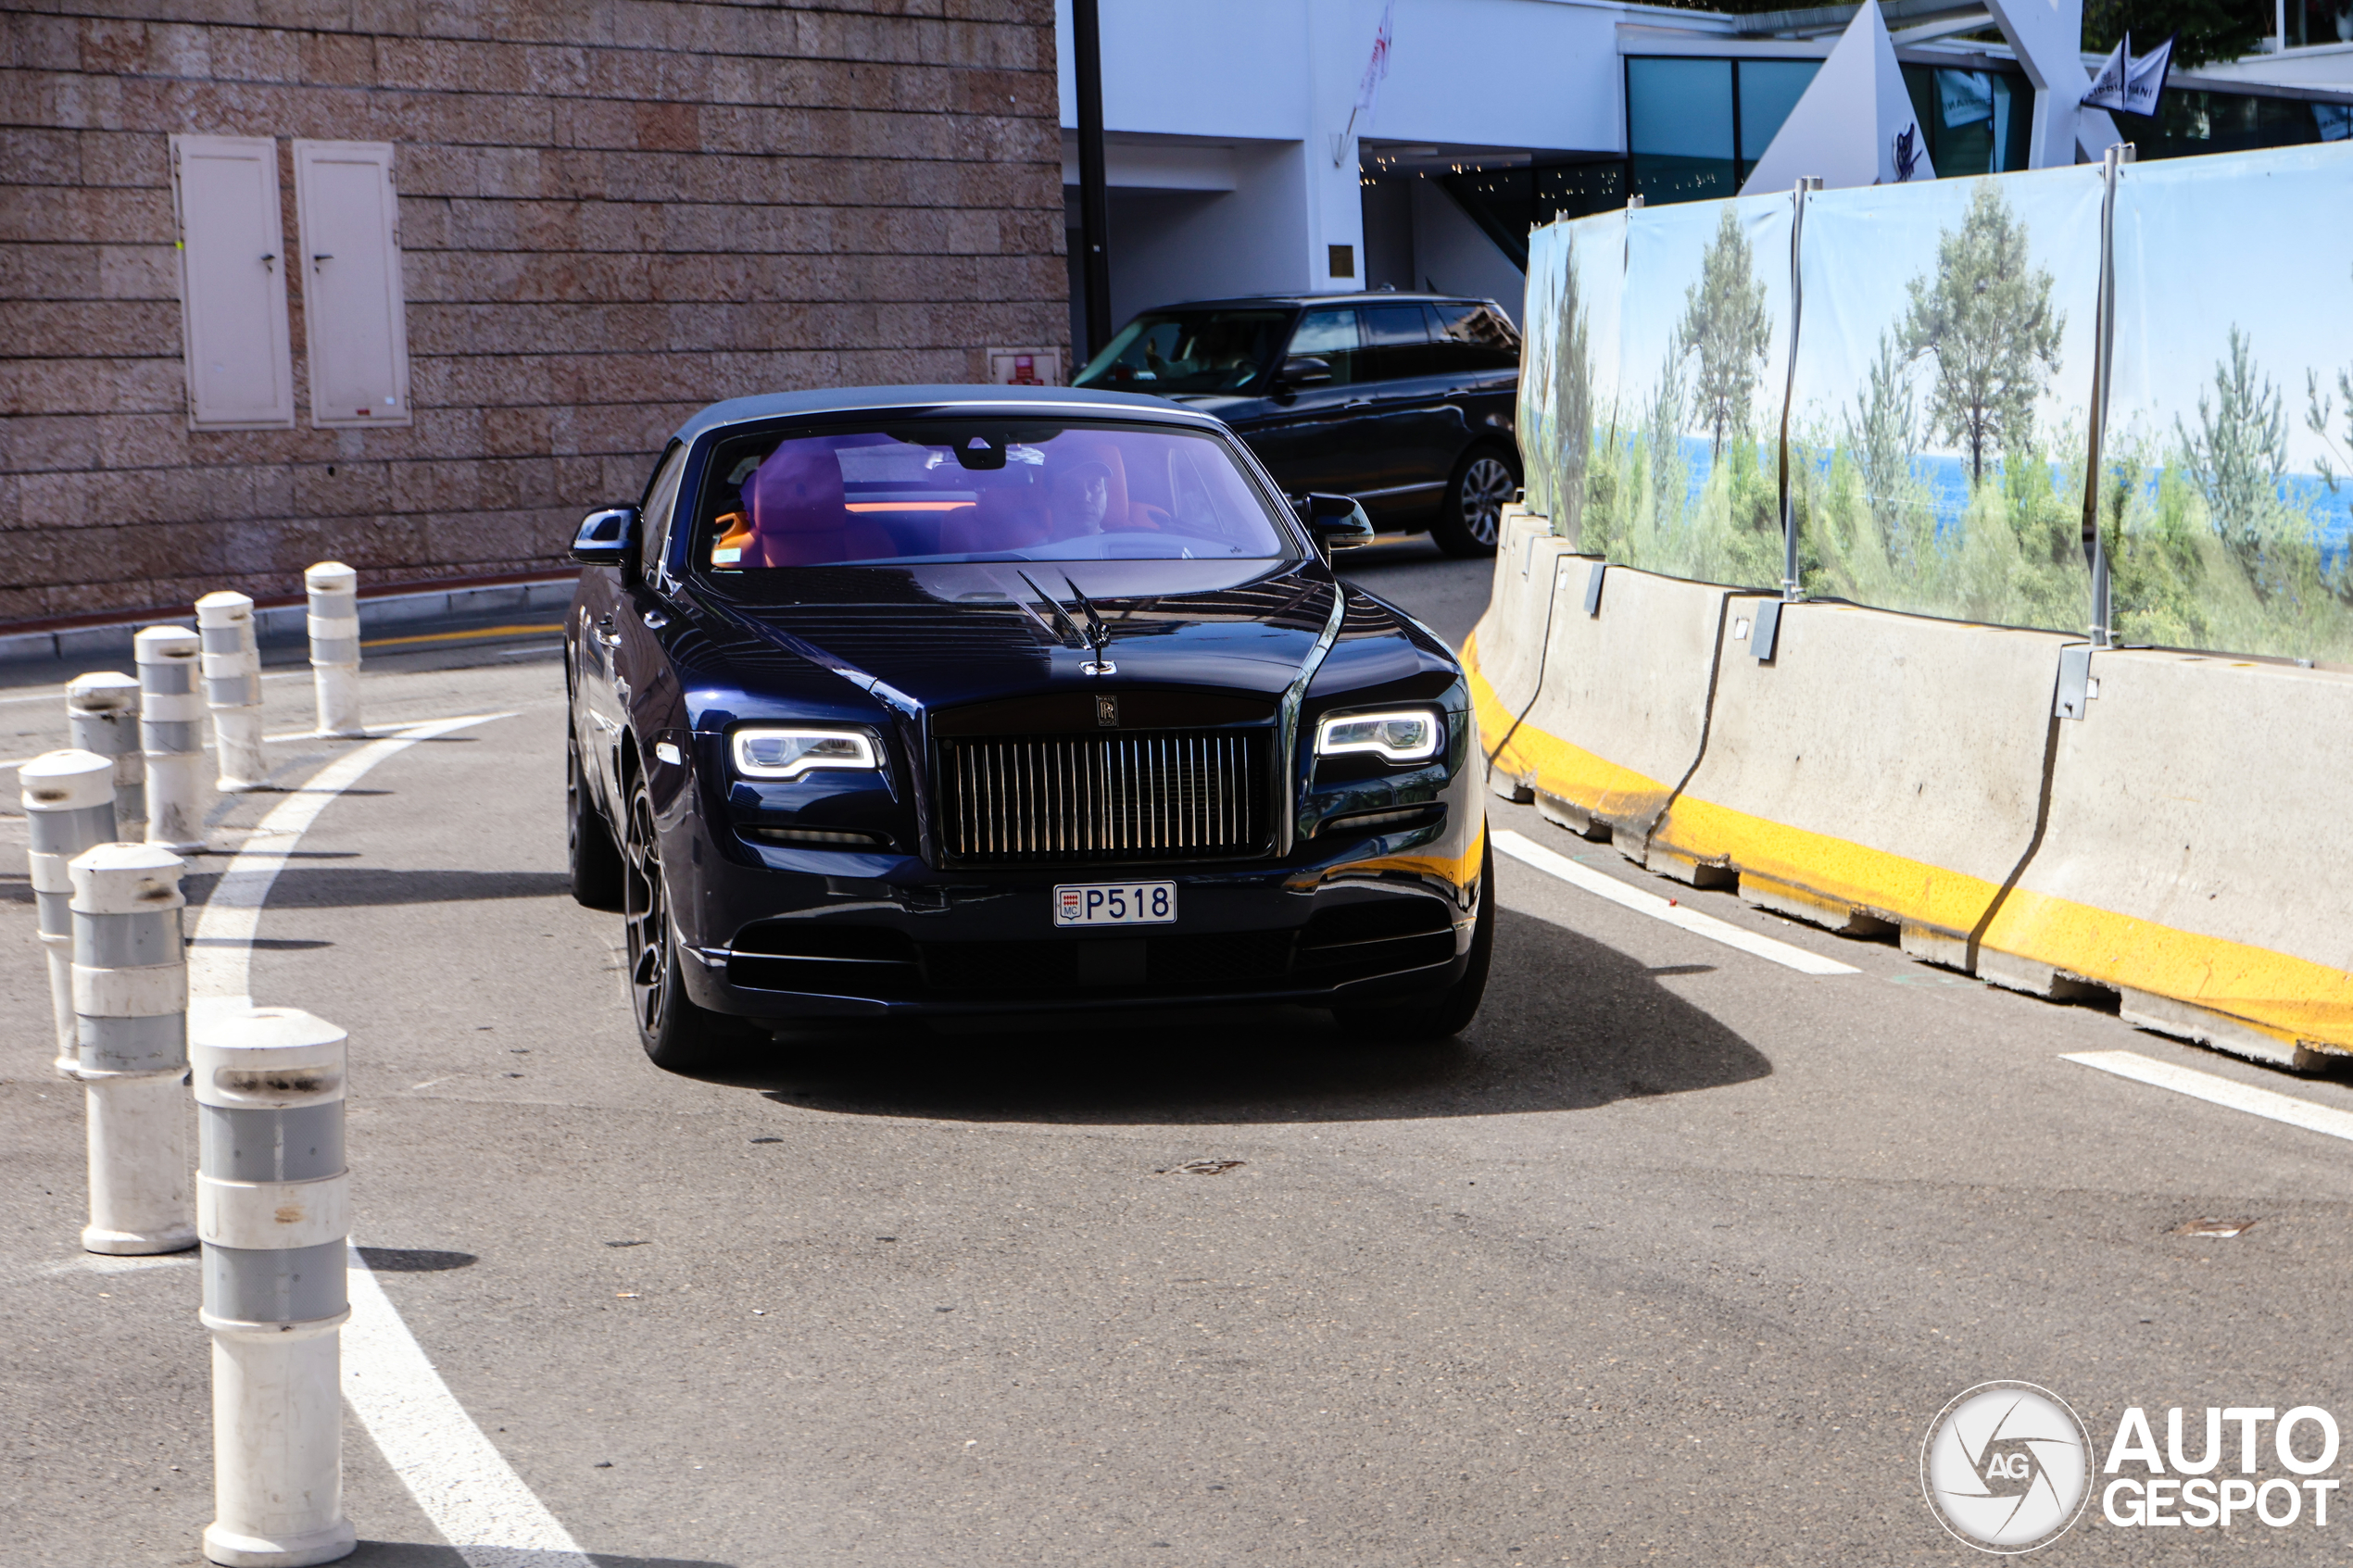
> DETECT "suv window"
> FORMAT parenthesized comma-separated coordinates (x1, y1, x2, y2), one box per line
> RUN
(1072, 308, 1292, 394)
(1287, 307, 1362, 386)
(1361, 303, 1436, 381)
(1428, 301, 1522, 374)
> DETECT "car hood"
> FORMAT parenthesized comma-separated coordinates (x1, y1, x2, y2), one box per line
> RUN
(687, 558, 1343, 717)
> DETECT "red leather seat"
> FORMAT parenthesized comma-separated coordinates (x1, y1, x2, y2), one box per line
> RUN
(747, 445, 896, 567)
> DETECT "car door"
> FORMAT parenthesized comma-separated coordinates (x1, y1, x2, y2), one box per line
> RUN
(1428, 299, 1524, 459)
(1239, 307, 1366, 501)
(1350, 302, 1458, 522)
(585, 440, 687, 811)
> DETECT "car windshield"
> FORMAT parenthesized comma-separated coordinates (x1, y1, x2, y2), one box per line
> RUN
(1072, 309, 1291, 394)
(694, 420, 1295, 570)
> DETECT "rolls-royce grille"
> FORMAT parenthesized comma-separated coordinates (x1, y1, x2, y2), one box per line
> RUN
(938, 730, 1269, 863)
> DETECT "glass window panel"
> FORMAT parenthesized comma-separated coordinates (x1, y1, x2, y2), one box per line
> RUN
(1737, 59, 1820, 175)
(1629, 58, 1734, 158)
(1629, 57, 1736, 206)
(1288, 307, 1362, 385)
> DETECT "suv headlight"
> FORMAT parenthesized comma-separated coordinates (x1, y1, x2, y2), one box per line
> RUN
(729, 726, 878, 780)
(1315, 709, 1442, 763)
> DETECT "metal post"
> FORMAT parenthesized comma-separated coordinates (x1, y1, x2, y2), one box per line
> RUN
(70, 841, 195, 1256)
(2082, 144, 2131, 649)
(23, 750, 116, 1078)
(305, 563, 364, 739)
(1071, 0, 1113, 360)
(197, 592, 269, 790)
(137, 625, 208, 852)
(1780, 177, 1820, 602)
(195, 1006, 355, 1568)
(69, 671, 145, 845)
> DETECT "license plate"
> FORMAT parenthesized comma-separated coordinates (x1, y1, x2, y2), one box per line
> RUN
(1054, 881, 1176, 927)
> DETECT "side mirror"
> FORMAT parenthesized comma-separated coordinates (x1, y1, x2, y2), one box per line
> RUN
(1296, 492, 1376, 553)
(1276, 354, 1332, 388)
(572, 506, 638, 570)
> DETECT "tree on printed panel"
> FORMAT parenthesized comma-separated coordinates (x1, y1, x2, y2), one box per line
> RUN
(1674, 207, 1771, 459)
(1900, 184, 2063, 485)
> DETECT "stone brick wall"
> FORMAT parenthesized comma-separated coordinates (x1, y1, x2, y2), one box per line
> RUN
(0, 0, 1068, 621)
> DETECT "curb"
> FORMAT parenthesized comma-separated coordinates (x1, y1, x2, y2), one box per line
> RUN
(0, 576, 579, 668)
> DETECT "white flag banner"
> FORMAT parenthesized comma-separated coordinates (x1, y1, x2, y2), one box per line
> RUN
(2122, 34, 2174, 117)
(2083, 31, 2173, 116)
(1334, 0, 1396, 162)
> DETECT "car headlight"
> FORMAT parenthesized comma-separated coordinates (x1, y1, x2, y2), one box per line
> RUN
(1315, 709, 1442, 763)
(729, 726, 878, 780)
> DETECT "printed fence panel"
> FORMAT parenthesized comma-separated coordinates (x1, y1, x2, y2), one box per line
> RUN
(2105, 144, 2353, 662)
(1785, 165, 2105, 631)
(1575, 193, 1793, 587)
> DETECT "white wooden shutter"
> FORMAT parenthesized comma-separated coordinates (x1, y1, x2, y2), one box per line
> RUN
(292, 141, 412, 428)
(170, 135, 296, 430)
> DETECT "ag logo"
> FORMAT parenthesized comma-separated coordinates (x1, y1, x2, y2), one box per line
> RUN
(1921, 1382, 2093, 1553)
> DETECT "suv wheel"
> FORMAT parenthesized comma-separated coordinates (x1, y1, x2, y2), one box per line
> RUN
(1430, 447, 1517, 558)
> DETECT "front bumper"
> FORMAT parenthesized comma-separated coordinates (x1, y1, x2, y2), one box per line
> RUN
(673, 821, 1484, 1021)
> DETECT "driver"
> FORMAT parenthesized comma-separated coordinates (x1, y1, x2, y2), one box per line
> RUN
(1051, 459, 1113, 536)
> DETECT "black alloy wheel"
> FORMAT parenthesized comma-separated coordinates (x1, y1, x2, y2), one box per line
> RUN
(568, 731, 624, 909)
(622, 770, 752, 1072)
(1430, 448, 1517, 558)
(1333, 834, 1495, 1041)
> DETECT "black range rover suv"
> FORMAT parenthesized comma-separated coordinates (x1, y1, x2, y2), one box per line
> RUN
(1071, 293, 1521, 558)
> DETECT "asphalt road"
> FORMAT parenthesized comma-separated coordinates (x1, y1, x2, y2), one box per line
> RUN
(7, 544, 2353, 1566)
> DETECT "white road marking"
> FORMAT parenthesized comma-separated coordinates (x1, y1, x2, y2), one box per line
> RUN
(181, 709, 585, 1563)
(1493, 828, 1860, 976)
(186, 713, 511, 1029)
(2064, 1049, 2353, 1144)
(345, 1247, 594, 1568)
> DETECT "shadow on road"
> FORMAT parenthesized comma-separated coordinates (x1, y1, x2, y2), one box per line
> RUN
(728, 909, 1769, 1124)
(195, 867, 577, 907)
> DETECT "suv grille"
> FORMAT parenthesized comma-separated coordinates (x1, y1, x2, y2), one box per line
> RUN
(937, 730, 1269, 864)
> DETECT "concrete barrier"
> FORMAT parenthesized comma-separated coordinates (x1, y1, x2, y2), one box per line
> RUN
(1518, 565, 1736, 859)
(1463, 506, 1581, 801)
(1642, 601, 2069, 966)
(1976, 648, 2353, 1067)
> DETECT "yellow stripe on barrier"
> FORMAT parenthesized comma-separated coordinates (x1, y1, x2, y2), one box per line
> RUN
(1982, 889, 2353, 1052)
(1651, 792, 2007, 949)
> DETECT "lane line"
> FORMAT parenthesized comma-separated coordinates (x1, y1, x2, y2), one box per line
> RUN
(2064, 1049, 2353, 1144)
(187, 713, 511, 1028)
(182, 708, 589, 1564)
(345, 1248, 594, 1568)
(1493, 828, 1860, 976)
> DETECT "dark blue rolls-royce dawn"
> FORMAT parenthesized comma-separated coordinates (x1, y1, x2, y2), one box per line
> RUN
(564, 385, 1491, 1070)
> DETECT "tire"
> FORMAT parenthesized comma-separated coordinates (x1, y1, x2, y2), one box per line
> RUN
(1333, 835, 1495, 1041)
(621, 768, 755, 1072)
(568, 731, 624, 910)
(1428, 446, 1518, 558)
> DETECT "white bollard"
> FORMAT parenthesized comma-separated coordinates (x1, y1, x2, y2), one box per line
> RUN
(69, 671, 145, 844)
(23, 750, 116, 1078)
(305, 563, 363, 739)
(69, 841, 195, 1256)
(197, 592, 269, 791)
(195, 1007, 356, 1568)
(137, 625, 208, 851)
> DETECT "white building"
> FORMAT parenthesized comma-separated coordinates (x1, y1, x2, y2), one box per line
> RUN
(1055, 0, 2353, 347)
